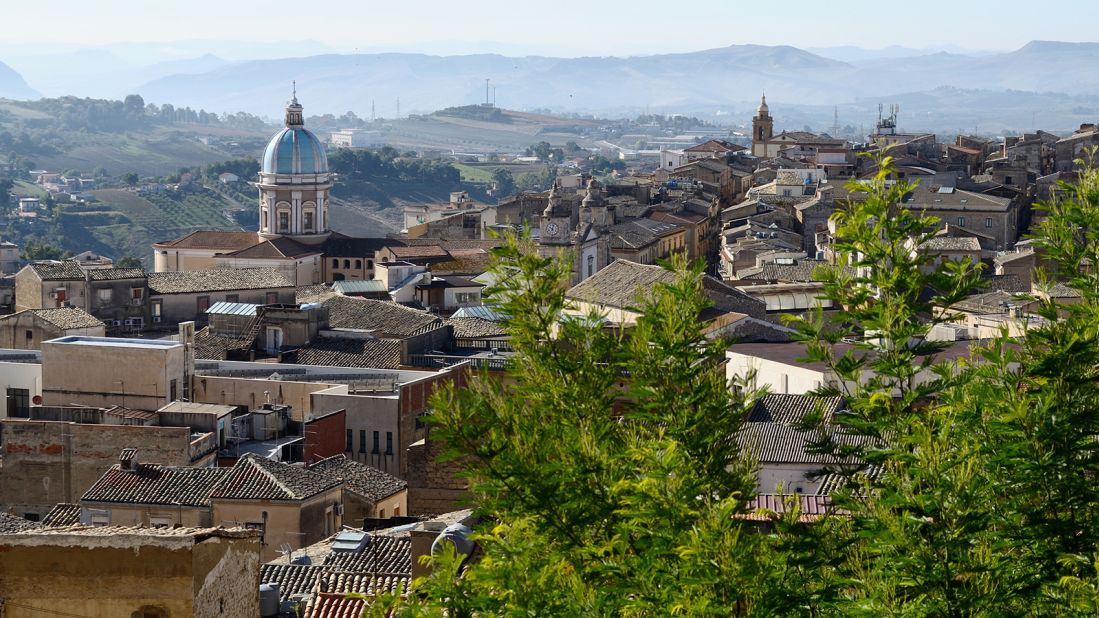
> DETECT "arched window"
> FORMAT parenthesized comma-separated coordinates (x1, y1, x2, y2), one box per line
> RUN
(354, 259, 362, 269)
(343, 259, 351, 269)
(331, 259, 339, 268)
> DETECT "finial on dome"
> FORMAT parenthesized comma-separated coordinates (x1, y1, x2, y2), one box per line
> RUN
(285, 84, 304, 128)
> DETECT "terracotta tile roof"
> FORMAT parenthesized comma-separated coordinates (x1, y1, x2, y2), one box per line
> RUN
(322, 535, 412, 574)
(288, 336, 402, 370)
(387, 245, 450, 260)
(221, 237, 322, 259)
(447, 317, 508, 338)
(26, 261, 84, 280)
(211, 454, 342, 502)
(148, 268, 294, 295)
(302, 592, 368, 618)
(192, 326, 247, 360)
(81, 464, 229, 506)
(84, 267, 146, 281)
(920, 236, 982, 252)
(3, 307, 105, 330)
(309, 455, 407, 502)
(0, 511, 43, 533)
(322, 296, 443, 338)
(318, 571, 410, 596)
(153, 230, 260, 250)
(42, 503, 81, 527)
(260, 563, 325, 601)
(297, 284, 337, 303)
(320, 235, 393, 257)
(568, 260, 765, 318)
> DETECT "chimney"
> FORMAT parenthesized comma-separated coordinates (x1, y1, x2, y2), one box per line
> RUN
(119, 448, 138, 471)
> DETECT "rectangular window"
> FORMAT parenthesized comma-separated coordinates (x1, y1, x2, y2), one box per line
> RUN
(24, 329, 32, 341)
(359, 430, 367, 453)
(97, 288, 112, 304)
(170, 379, 177, 402)
(151, 300, 162, 323)
(303, 211, 315, 232)
(372, 431, 380, 454)
(985, 217, 993, 228)
(197, 296, 210, 313)
(266, 292, 279, 304)
(6, 387, 30, 418)
(225, 294, 238, 303)
(957, 216, 965, 227)
(131, 288, 143, 300)
(278, 211, 290, 233)
(385, 431, 393, 455)
(346, 429, 353, 452)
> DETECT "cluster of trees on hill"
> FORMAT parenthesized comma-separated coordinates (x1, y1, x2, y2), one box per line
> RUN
(2, 95, 270, 134)
(366, 156, 1099, 616)
(326, 147, 460, 198)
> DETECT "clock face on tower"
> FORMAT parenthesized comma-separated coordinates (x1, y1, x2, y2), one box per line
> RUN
(546, 222, 559, 236)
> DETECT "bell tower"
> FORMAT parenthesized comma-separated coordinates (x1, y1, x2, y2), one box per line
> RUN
(751, 93, 774, 158)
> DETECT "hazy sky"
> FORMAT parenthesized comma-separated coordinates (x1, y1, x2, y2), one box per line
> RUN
(4, 0, 1096, 56)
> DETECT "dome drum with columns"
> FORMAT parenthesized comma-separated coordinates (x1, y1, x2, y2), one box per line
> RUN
(257, 88, 332, 244)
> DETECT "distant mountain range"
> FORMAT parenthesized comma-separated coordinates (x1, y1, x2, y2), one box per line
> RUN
(3, 40, 1099, 132)
(0, 60, 38, 99)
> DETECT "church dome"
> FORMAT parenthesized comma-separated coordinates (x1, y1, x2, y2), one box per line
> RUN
(261, 91, 328, 175)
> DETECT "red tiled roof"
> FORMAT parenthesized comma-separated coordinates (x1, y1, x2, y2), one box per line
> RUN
(153, 230, 260, 250)
(741, 494, 838, 522)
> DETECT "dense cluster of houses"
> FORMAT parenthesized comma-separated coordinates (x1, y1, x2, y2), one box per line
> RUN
(0, 92, 1096, 617)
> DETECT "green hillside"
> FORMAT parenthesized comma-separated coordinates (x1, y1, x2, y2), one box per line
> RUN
(54, 187, 244, 265)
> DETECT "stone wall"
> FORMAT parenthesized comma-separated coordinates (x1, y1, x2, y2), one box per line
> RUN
(405, 432, 469, 517)
(1, 420, 204, 519)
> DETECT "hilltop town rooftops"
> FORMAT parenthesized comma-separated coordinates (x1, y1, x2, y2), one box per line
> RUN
(25, 261, 85, 280)
(147, 268, 294, 294)
(321, 296, 443, 338)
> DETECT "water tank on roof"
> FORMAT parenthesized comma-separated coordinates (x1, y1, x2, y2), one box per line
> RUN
(260, 583, 280, 617)
(431, 523, 474, 559)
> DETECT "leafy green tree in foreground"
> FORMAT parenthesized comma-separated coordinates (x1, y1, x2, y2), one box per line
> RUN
(369, 156, 1099, 616)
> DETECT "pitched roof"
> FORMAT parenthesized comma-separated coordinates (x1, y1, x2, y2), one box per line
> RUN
(221, 237, 322, 260)
(317, 571, 411, 597)
(26, 261, 84, 280)
(758, 260, 844, 283)
(308, 455, 407, 502)
(447, 316, 508, 338)
(747, 394, 845, 424)
(322, 296, 443, 338)
(920, 236, 982, 252)
(3, 307, 105, 330)
(301, 593, 368, 618)
(147, 268, 294, 295)
(0, 511, 43, 533)
(609, 219, 682, 250)
(567, 260, 765, 318)
(322, 535, 412, 574)
(211, 454, 342, 501)
(192, 326, 247, 360)
(42, 503, 81, 527)
(153, 230, 260, 250)
(320, 235, 394, 257)
(387, 245, 450, 260)
(84, 267, 146, 281)
(81, 464, 229, 506)
(736, 422, 871, 466)
(289, 336, 403, 369)
(259, 563, 326, 602)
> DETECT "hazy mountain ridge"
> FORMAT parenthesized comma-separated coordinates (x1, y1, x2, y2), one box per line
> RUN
(124, 41, 1099, 123)
(0, 61, 38, 99)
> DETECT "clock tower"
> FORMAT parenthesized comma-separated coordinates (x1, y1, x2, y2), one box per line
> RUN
(540, 183, 572, 246)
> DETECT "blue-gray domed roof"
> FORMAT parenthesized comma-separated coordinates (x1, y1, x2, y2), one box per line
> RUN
(262, 127, 328, 175)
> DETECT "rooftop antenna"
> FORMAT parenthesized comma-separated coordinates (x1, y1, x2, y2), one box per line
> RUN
(292, 80, 297, 103)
